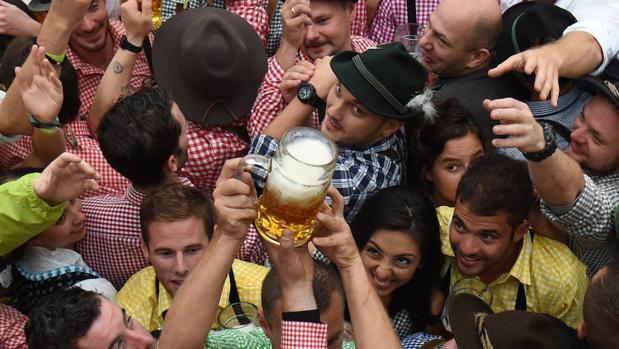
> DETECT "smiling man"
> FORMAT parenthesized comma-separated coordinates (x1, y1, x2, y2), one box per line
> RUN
(437, 153, 589, 329)
(116, 183, 269, 333)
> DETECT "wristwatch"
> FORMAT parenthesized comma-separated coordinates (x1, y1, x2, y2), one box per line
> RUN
(297, 83, 325, 109)
(120, 35, 143, 53)
(522, 122, 557, 162)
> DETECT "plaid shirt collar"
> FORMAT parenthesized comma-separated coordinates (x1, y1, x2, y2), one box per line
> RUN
(67, 20, 125, 77)
(124, 182, 146, 206)
(338, 129, 403, 155)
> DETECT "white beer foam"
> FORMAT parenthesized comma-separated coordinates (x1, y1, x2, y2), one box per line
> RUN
(267, 139, 334, 203)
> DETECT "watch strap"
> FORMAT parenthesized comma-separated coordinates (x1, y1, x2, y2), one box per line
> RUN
(120, 35, 143, 53)
(297, 83, 325, 109)
(522, 122, 557, 162)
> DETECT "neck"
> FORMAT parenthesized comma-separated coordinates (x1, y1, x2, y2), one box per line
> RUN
(479, 239, 523, 284)
(71, 32, 114, 70)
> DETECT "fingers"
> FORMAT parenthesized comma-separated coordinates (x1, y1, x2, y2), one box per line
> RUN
(216, 158, 243, 186)
(53, 152, 83, 168)
(141, 0, 152, 16)
(324, 186, 343, 216)
(488, 54, 523, 78)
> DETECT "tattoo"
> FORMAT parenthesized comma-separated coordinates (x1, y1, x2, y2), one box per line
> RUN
(112, 61, 123, 74)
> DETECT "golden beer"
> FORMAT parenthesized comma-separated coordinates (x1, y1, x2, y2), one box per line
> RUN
(152, 0, 163, 30)
(251, 128, 337, 246)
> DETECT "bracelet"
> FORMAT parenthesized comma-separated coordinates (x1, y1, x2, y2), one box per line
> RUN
(33, 37, 66, 65)
(29, 114, 60, 134)
(522, 122, 557, 162)
(120, 35, 143, 53)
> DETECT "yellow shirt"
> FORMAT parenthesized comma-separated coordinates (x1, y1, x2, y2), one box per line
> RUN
(437, 206, 588, 328)
(116, 259, 270, 332)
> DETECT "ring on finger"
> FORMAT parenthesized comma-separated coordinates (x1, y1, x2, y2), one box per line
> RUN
(291, 6, 296, 15)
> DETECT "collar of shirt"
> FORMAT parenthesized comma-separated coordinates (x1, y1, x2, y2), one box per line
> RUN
(67, 20, 125, 77)
(124, 182, 146, 206)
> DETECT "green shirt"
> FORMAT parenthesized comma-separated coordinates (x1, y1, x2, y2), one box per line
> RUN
(206, 326, 357, 349)
(0, 173, 65, 256)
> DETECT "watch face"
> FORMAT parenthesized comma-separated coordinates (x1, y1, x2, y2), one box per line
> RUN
(299, 85, 311, 100)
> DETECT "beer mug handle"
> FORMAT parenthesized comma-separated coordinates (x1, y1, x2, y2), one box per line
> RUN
(235, 154, 271, 180)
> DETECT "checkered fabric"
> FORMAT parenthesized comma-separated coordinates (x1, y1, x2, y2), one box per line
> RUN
(401, 332, 444, 349)
(391, 308, 414, 339)
(116, 260, 269, 332)
(498, 88, 592, 161)
(248, 36, 376, 139)
(237, 225, 269, 265)
(250, 130, 404, 222)
(437, 206, 590, 329)
(67, 20, 153, 120)
(281, 321, 337, 349)
(76, 182, 149, 289)
(365, 0, 440, 44)
(541, 173, 619, 277)
(161, 0, 268, 45)
(180, 121, 249, 194)
(0, 120, 129, 197)
(0, 304, 27, 349)
(265, 0, 284, 56)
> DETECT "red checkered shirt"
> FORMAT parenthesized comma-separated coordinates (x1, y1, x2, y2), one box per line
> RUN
(350, 0, 368, 37)
(247, 36, 376, 139)
(67, 20, 153, 120)
(0, 304, 28, 349)
(0, 120, 129, 197)
(365, 0, 440, 44)
(76, 178, 191, 289)
(237, 225, 268, 265)
(281, 321, 328, 349)
(180, 121, 249, 194)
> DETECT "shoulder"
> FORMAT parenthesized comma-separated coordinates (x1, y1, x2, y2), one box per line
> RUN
(351, 36, 378, 52)
(117, 266, 157, 302)
(530, 234, 588, 287)
(232, 260, 270, 280)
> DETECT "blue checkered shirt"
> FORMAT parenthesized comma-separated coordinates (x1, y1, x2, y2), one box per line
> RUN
(401, 332, 444, 349)
(249, 130, 405, 222)
(498, 87, 592, 161)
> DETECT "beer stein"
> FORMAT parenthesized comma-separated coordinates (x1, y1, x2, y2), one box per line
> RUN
(151, 0, 163, 30)
(238, 127, 337, 246)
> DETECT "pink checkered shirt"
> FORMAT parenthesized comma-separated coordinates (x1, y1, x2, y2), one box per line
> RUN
(76, 178, 191, 289)
(237, 225, 268, 265)
(281, 321, 328, 349)
(67, 20, 153, 120)
(365, 0, 441, 44)
(0, 120, 129, 197)
(0, 304, 27, 349)
(247, 36, 376, 139)
(350, 0, 368, 37)
(180, 121, 248, 194)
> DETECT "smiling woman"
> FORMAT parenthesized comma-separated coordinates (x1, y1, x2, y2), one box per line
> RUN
(350, 186, 443, 338)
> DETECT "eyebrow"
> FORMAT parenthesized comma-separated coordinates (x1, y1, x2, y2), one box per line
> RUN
(367, 240, 417, 259)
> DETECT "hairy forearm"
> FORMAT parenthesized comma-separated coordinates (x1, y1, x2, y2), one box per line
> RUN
(339, 260, 400, 349)
(263, 97, 314, 140)
(554, 32, 603, 78)
(88, 50, 138, 134)
(528, 150, 585, 206)
(159, 234, 242, 349)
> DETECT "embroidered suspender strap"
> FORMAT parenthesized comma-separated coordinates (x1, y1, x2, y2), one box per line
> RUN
(228, 268, 251, 325)
(352, 55, 408, 114)
(407, 0, 417, 26)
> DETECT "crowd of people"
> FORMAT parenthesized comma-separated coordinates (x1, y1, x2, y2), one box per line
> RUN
(0, 0, 617, 348)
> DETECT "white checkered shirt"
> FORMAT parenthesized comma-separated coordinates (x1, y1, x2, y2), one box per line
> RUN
(541, 173, 619, 277)
(248, 36, 376, 139)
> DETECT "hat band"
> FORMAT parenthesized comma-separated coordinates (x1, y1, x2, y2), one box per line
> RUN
(352, 55, 408, 114)
(510, 12, 528, 54)
(604, 80, 619, 99)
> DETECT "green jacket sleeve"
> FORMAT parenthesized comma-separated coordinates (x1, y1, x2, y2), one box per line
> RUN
(0, 173, 66, 256)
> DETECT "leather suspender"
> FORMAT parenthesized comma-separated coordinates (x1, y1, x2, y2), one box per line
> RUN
(407, 0, 417, 25)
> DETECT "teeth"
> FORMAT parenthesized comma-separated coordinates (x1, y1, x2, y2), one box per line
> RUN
(372, 275, 392, 288)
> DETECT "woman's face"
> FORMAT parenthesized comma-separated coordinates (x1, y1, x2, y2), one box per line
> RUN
(426, 132, 484, 207)
(360, 229, 422, 300)
(33, 198, 86, 249)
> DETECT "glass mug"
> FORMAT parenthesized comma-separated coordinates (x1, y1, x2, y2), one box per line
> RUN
(218, 301, 259, 332)
(237, 127, 337, 247)
(152, 0, 163, 30)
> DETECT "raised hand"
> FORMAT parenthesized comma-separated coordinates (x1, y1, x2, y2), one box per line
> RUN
(281, 61, 315, 103)
(0, 0, 41, 36)
(33, 152, 100, 205)
(483, 98, 545, 153)
(281, 0, 312, 49)
(312, 187, 361, 270)
(16, 45, 63, 123)
(121, 0, 153, 47)
(308, 56, 336, 100)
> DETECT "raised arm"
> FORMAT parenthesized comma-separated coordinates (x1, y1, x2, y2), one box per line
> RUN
(274, 0, 311, 72)
(159, 158, 256, 349)
(0, 0, 90, 135)
(0, 0, 41, 37)
(14, 45, 65, 169)
(312, 187, 401, 349)
(87, 0, 152, 134)
(488, 31, 603, 108)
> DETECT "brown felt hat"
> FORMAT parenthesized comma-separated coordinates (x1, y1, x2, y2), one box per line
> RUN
(153, 7, 267, 125)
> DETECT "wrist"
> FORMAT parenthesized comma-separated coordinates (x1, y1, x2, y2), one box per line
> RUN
(275, 43, 299, 70)
(281, 283, 317, 312)
(125, 34, 145, 48)
(522, 122, 558, 162)
(120, 35, 143, 53)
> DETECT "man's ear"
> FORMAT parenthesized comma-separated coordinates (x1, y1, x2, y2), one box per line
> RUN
(258, 309, 272, 337)
(422, 165, 433, 182)
(140, 238, 150, 262)
(347, 2, 356, 22)
(465, 48, 490, 71)
(166, 154, 179, 173)
(513, 219, 529, 242)
(380, 119, 403, 139)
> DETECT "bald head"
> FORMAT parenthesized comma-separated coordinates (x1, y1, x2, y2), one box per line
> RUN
(444, 0, 501, 50)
